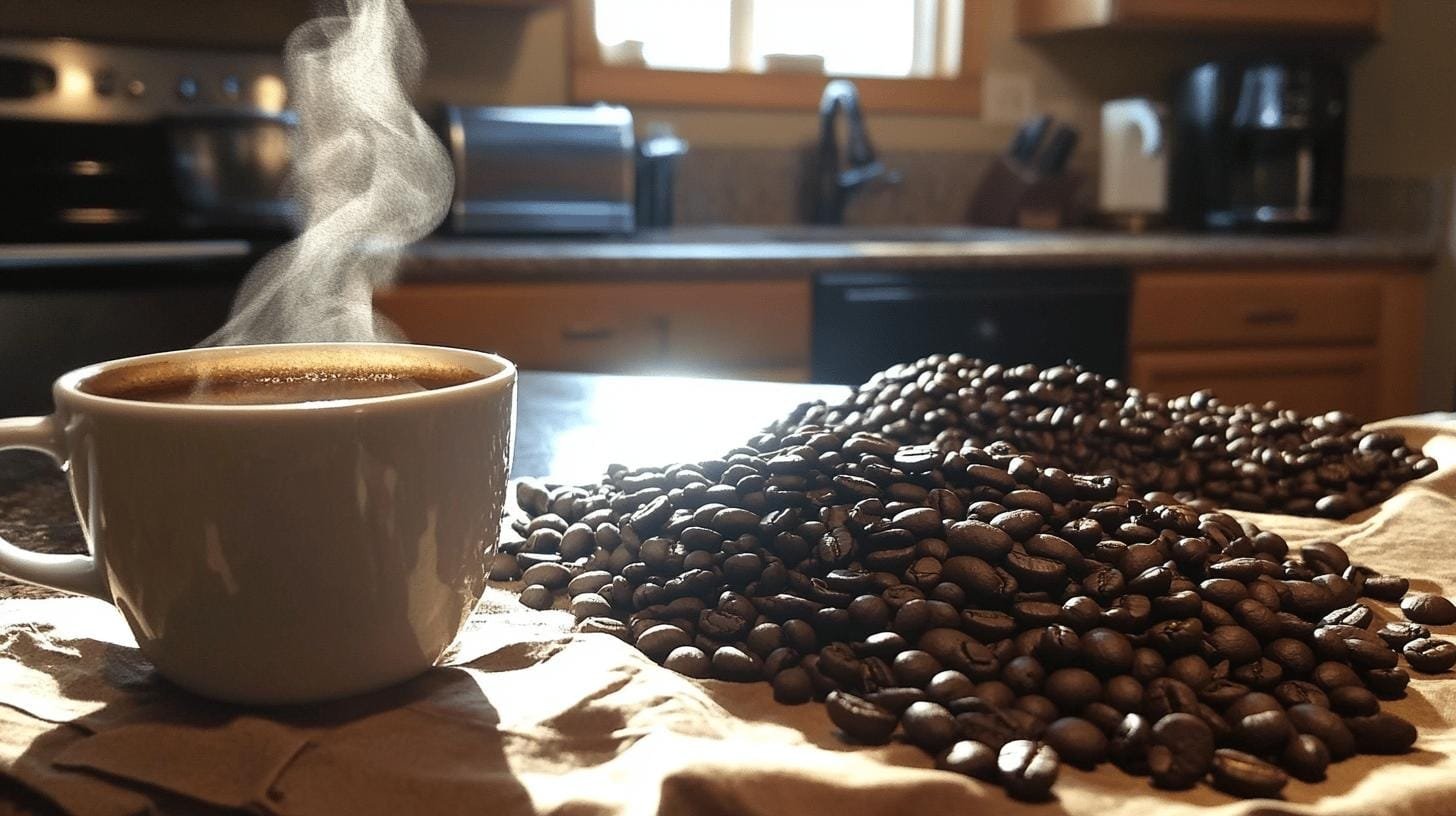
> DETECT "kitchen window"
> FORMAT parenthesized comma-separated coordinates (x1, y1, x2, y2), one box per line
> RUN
(570, 0, 983, 114)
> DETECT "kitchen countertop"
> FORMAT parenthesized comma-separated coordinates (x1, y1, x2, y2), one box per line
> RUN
(396, 225, 1438, 280)
(0, 240, 253, 270)
(0, 370, 849, 600)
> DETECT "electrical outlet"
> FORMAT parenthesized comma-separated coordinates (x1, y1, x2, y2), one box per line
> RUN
(983, 71, 1035, 125)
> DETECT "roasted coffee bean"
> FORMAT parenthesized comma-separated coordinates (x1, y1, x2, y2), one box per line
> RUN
(1044, 668, 1102, 713)
(936, 739, 998, 779)
(1282, 733, 1331, 782)
(1081, 628, 1134, 676)
(892, 650, 943, 688)
(1146, 618, 1205, 656)
(1363, 575, 1410, 601)
(1377, 621, 1430, 651)
(1301, 541, 1351, 576)
(711, 646, 763, 682)
(1211, 749, 1288, 799)
(1130, 648, 1166, 683)
(1110, 713, 1152, 773)
(1329, 686, 1379, 716)
(1004, 551, 1067, 591)
(1312, 661, 1363, 692)
(1345, 711, 1417, 754)
(1237, 710, 1294, 753)
(1035, 625, 1082, 667)
(1013, 694, 1060, 724)
(957, 709, 1021, 751)
(864, 687, 926, 715)
(1002, 656, 1046, 695)
(1199, 679, 1250, 708)
(1265, 638, 1317, 676)
(925, 669, 976, 704)
(962, 609, 1017, 641)
(975, 680, 1017, 709)
(826, 691, 898, 744)
(1149, 713, 1215, 790)
(663, 646, 710, 678)
(1144, 677, 1200, 720)
(1081, 701, 1125, 735)
(1403, 637, 1456, 673)
(997, 740, 1060, 801)
(1043, 717, 1108, 769)
(1287, 703, 1356, 760)
(1364, 667, 1411, 699)
(1322, 603, 1375, 629)
(1402, 593, 1456, 625)
(919, 628, 999, 679)
(901, 701, 959, 751)
(991, 510, 1045, 542)
(1206, 626, 1262, 665)
(1224, 692, 1283, 723)
(519, 583, 554, 610)
(1274, 680, 1329, 710)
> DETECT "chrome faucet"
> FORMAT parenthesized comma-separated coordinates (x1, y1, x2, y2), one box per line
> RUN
(811, 79, 900, 224)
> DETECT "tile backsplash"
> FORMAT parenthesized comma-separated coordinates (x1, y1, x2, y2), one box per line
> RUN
(674, 145, 1438, 235)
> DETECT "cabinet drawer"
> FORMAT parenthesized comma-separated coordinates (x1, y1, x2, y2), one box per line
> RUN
(1129, 347, 1380, 419)
(1131, 270, 1383, 349)
(374, 279, 811, 379)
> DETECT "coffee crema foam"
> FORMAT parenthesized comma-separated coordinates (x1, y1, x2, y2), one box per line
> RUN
(83, 352, 482, 406)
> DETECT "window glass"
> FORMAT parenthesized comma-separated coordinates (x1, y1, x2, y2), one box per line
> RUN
(750, 0, 918, 78)
(594, 0, 733, 72)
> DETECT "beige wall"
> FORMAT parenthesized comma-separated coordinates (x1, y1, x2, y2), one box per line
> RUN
(1348, 1, 1456, 178)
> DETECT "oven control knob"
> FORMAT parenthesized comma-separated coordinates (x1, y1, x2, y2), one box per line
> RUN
(177, 76, 198, 100)
(125, 78, 146, 97)
(220, 75, 241, 100)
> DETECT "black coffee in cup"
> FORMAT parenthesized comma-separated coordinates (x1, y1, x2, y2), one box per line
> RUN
(81, 352, 482, 405)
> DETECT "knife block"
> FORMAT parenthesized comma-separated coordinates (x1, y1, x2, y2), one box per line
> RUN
(967, 156, 1083, 229)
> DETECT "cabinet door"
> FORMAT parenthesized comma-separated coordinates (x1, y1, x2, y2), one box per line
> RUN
(1018, 0, 1385, 35)
(1130, 347, 1380, 419)
(374, 279, 811, 381)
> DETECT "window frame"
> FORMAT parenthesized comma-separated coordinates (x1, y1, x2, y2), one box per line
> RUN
(569, 0, 985, 115)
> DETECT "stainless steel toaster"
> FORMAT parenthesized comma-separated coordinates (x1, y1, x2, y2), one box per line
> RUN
(443, 104, 636, 234)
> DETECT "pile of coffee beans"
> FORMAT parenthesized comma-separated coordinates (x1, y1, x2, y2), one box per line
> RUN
(768, 355, 1435, 517)
(503, 424, 1451, 800)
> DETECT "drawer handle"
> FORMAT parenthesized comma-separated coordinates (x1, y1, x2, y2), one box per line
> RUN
(1242, 308, 1298, 326)
(561, 325, 615, 342)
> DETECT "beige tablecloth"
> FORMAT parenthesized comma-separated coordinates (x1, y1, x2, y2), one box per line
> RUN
(3, 418, 1456, 816)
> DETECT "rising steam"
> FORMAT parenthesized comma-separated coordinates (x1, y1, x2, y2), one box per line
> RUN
(204, 0, 451, 346)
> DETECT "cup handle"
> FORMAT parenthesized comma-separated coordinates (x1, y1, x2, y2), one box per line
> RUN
(0, 416, 108, 600)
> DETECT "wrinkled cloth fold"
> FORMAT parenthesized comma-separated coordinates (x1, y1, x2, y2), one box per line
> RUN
(2, 418, 1456, 815)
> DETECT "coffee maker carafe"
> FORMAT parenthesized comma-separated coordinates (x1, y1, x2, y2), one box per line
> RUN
(1171, 60, 1346, 232)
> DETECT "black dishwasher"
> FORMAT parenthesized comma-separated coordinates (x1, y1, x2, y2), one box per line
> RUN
(812, 268, 1130, 384)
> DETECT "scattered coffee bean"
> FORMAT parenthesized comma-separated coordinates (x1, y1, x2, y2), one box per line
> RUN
(1211, 749, 1288, 799)
(1401, 593, 1456, 625)
(663, 646, 709, 678)
(1345, 711, 1417, 754)
(506, 355, 1441, 804)
(1282, 734, 1331, 782)
(1044, 717, 1108, 769)
(1149, 713, 1215, 790)
(997, 740, 1060, 801)
(937, 740, 997, 780)
(1404, 637, 1456, 673)
(1377, 621, 1430, 651)
(901, 701, 959, 752)
(826, 691, 898, 744)
(519, 583, 554, 610)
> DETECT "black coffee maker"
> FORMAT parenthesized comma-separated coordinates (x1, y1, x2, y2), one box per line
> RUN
(1171, 60, 1346, 232)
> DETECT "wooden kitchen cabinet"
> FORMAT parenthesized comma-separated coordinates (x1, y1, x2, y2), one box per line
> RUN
(1129, 267, 1424, 420)
(374, 278, 812, 381)
(1017, 0, 1386, 36)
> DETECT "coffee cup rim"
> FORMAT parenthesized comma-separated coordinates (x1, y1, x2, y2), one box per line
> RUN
(55, 342, 516, 414)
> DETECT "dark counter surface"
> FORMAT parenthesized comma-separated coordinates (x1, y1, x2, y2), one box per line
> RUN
(397, 225, 1437, 281)
(0, 371, 849, 599)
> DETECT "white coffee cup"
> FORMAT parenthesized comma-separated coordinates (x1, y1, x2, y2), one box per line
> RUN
(0, 342, 515, 705)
